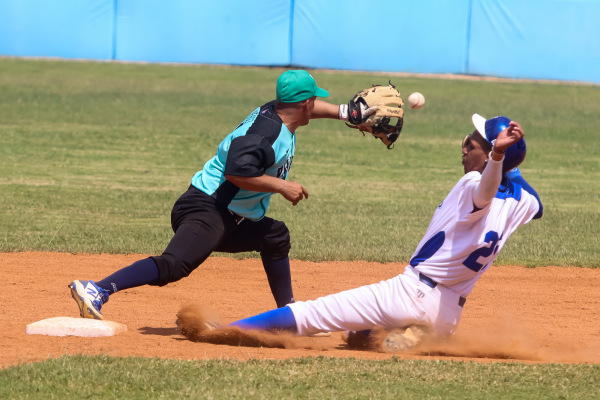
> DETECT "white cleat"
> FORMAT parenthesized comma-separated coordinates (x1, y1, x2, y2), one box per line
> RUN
(382, 326, 426, 352)
(69, 280, 109, 320)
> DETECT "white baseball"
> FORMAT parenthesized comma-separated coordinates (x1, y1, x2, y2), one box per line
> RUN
(408, 92, 425, 109)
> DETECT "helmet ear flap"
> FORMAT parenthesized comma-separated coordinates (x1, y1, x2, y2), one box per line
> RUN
(502, 138, 527, 174)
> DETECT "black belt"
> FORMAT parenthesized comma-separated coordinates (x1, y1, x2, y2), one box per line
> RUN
(418, 272, 466, 307)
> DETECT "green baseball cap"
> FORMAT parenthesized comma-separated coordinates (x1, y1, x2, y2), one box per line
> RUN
(276, 70, 329, 103)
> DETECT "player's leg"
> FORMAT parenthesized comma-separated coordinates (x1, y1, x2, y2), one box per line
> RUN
(69, 186, 236, 319)
(288, 271, 464, 337)
(69, 216, 229, 319)
(225, 274, 422, 335)
(95, 258, 159, 295)
(287, 273, 427, 335)
(223, 270, 462, 352)
(69, 256, 162, 319)
(229, 306, 297, 332)
(150, 217, 228, 286)
(216, 217, 294, 308)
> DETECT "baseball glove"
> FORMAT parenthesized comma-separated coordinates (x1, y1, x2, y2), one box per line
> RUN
(346, 83, 404, 149)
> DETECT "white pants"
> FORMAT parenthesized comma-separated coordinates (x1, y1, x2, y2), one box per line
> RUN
(288, 266, 464, 337)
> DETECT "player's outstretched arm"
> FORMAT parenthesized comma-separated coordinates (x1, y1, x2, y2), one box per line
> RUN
(310, 100, 342, 119)
(311, 99, 377, 122)
(473, 122, 525, 209)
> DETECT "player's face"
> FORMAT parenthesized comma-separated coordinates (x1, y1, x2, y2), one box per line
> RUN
(462, 130, 489, 174)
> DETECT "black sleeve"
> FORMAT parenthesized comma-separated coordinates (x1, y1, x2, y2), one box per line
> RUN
(224, 135, 276, 177)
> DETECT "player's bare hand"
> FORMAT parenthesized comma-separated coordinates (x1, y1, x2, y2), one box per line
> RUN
(493, 121, 524, 153)
(280, 181, 308, 205)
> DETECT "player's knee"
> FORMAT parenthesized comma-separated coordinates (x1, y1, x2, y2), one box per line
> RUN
(261, 221, 291, 260)
(151, 255, 197, 286)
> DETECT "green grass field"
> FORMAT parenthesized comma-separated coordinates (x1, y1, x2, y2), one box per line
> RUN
(1, 58, 599, 396)
(2, 356, 599, 399)
(1, 58, 599, 265)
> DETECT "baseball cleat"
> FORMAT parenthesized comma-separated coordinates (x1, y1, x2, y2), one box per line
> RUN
(382, 326, 426, 353)
(175, 318, 220, 333)
(200, 320, 220, 331)
(69, 280, 109, 320)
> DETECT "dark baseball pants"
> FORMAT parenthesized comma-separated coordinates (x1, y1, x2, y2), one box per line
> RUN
(151, 185, 292, 305)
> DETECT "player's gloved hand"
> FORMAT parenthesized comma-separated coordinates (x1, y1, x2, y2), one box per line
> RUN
(343, 84, 405, 149)
(338, 99, 378, 125)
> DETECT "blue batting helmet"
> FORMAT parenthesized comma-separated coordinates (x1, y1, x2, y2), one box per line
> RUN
(472, 114, 526, 174)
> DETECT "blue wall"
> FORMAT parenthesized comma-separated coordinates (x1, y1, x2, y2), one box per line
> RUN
(468, 0, 600, 82)
(115, 0, 291, 65)
(0, 0, 114, 59)
(1, 0, 598, 84)
(291, 0, 472, 74)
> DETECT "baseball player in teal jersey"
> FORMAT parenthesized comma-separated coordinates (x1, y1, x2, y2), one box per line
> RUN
(197, 114, 543, 351)
(69, 70, 377, 320)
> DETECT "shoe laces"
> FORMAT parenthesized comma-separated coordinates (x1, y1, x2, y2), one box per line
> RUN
(86, 282, 109, 309)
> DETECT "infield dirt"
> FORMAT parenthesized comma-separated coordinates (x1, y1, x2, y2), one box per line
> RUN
(2, 252, 599, 368)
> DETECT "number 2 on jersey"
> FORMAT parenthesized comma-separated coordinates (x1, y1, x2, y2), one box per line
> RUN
(463, 230, 501, 272)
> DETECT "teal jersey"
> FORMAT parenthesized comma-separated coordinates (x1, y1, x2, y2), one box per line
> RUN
(191, 101, 295, 221)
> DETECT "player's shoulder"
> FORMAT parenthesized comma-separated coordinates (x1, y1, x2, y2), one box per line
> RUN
(246, 102, 287, 145)
(436, 172, 479, 212)
(233, 101, 278, 129)
(260, 100, 277, 111)
(461, 171, 482, 181)
(495, 178, 523, 201)
(255, 100, 279, 121)
(454, 171, 481, 190)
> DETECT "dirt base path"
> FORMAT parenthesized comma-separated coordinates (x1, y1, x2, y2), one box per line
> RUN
(2, 252, 599, 368)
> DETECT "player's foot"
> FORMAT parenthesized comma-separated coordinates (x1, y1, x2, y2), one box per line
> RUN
(175, 319, 220, 333)
(382, 326, 426, 352)
(69, 280, 109, 320)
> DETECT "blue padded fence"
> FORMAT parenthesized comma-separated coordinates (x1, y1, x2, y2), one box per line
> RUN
(1, 0, 598, 84)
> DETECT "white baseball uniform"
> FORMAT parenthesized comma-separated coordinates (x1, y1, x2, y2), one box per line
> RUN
(288, 171, 541, 337)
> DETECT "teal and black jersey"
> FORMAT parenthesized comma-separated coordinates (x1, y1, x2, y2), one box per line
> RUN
(191, 101, 295, 221)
